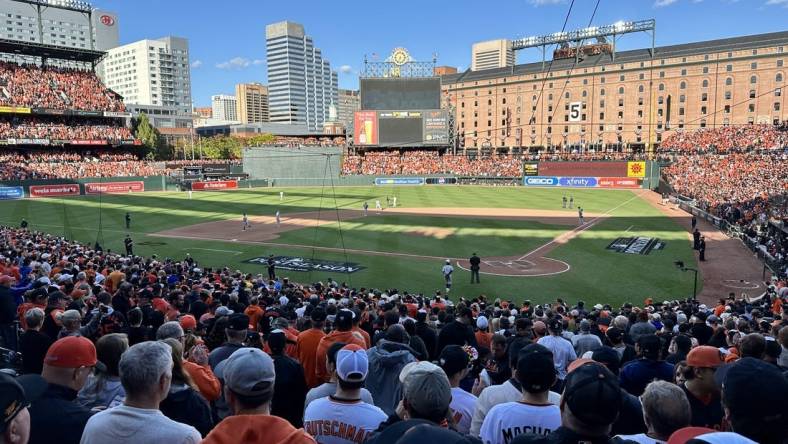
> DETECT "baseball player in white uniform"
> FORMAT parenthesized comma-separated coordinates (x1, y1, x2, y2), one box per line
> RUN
(442, 259, 454, 294)
(375, 199, 382, 211)
(392, 196, 397, 208)
(242, 213, 250, 231)
(275, 210, 281, 227)
(188, 189, 192, 200)
(279, 191, 284, 201)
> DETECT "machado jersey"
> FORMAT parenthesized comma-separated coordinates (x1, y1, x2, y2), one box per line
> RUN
(450, 386, 478, 435)
(479, 401, 561, 444)
(303, 396, 387, 444)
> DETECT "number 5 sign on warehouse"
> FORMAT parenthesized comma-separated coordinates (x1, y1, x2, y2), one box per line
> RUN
(569, 102, 583, 122)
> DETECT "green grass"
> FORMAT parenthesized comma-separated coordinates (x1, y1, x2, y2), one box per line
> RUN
(0, 186, 700, 306)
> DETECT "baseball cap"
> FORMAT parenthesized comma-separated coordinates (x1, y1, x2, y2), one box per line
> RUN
(401, 361, 452, 418)
(215, 348, 275, 397)
(667, 427, 716, 444)
(516, 344, 556, 393)
(335, 309, 354, 329)
(547, 317, 562, 332)
(476, 316, 489, 330)
(227, 313, 250, 331)
(336, 344, 368, 382)
(310, 306, 327, 322)
(439, 345, 471, 377)
(179, 314, 197, 331)
(591, 346, 623, 374)
(215, 306, 234, 317)
(717, 357, 788, 428)
(606, 326, 623, 342)
(637, 334, 662, 356)
(689, 432, 758, 444)
(0, 373, 46, 434)
(60, 309, 81, 323)
(563, 361, 622, 426)
(44, 336, 98, 368)
(686, 346, 724, 368)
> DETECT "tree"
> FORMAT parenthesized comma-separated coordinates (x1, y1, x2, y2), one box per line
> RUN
(200, 135, 244, 159)
(133, 114, 164, 158)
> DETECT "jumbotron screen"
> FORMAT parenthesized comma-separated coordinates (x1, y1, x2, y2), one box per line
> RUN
(360, 78, 441, 110)
(355, 110, 449, 147)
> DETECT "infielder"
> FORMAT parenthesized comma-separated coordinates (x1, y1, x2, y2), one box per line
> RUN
(441, 259, 454, 294)
(562, 195, 567, 208)
(392, 196, 397, 208)
(375, 199, 382, 211)
(242, 213, 250, 231)
(275, 210, 281, 227)
(578, 207, 584, 225)
(363, 202, 369, 216)
(188, 189, 193, 200)
(569, 195, 574, 209)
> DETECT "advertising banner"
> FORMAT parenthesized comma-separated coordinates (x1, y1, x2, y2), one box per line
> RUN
(244, 256, 365, 273)
(523, 162, 539, 176)
(29, 184, 81, 198)
(558, 177, 597, 187)
(353, 111, 378, 145)
(523, 176, 559, 187)
(32, 108, 69, 116)
(202, 164, 231, 175)
(103, 111, 132, 118)
(0, 186, 24, 200)
(71, 110, 104, 117)
(627, 161, 646, 178)
(374, 177, 424, 186)
(598, 177, 641, 188)
(191, 180, 238, 191)
(70, 140, 107, 145)
(7, 138, 50, 145)
(85, 181, 144, 194)
(0, 106, 31, 114)
(422, 110, 449, 144)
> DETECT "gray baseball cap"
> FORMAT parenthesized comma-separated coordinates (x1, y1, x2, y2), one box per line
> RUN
(401, 361, 452, 418)
(215, 348, 275, 397)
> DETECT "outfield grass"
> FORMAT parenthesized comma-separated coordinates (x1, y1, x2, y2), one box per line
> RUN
(0, 186, 700, 306)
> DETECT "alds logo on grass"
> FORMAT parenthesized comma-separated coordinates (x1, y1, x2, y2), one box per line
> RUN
(243, 256, 366, 273)
(606, 237, 665, 255)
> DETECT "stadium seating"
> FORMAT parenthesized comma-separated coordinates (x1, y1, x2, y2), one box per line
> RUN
(0, 116, 133, 142)
(659, 124, 788, 153)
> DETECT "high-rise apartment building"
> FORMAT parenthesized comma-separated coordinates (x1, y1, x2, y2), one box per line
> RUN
(0, 0, 118, 53)
(211, 94, 238, 122)
(265, 21, 338, 131)
(100, 36, 192, 115)
(235, 83, 269, 124)
(471, 39, 514, 71)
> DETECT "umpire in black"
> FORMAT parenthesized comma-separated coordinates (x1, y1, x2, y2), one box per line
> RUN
(469, 252, 481, 283)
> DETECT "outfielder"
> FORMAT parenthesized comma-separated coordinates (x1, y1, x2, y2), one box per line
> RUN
(275, 210, 281, 227)
(578, 207, 584, 225)
(279, 191, 284, 201)
(242, 213, 251, 231)
(375, 199, 382, 211)
(363, 201, 369, 216)
(392, 196, 397, 208)
(442, 259, 454, 294)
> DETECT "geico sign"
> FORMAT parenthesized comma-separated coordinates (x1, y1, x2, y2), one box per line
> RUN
(525, 177, 558, 186)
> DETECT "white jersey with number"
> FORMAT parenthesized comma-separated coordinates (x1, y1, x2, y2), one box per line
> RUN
(304, 396, 387, 444)
(479, 401, 561, 444)
(450, 387, 478, 435)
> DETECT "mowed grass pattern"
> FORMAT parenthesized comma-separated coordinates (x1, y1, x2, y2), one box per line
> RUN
(0, 186, 700, 305)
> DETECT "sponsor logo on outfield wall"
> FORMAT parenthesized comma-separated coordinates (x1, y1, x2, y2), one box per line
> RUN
(29, 184, 80, 198)
(85, 181, 144, 194)
(191, 180, 238, 190)
(243, 256, 366, 273)
(524, 176, 641, 189)
(374, 177, 424, 186)
(0, 186, 24, 200)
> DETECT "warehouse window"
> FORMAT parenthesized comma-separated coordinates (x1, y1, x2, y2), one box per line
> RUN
(638, 85, 644, 93)
(725, 77, 732, 86)
(702, 79, 709, 88)
(680, 81, 686, 90)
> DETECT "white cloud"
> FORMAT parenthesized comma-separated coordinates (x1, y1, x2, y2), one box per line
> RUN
(528, 0, 565, 5)
(215, 57, 251, 70)
(765, 0, 788, 5)
(190, 60, 203, 69)
(654, 0, 679, 6)
(252, 59, 265, 66)
(339, 65, 353, 74)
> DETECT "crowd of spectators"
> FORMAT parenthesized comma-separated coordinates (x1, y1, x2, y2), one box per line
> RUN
(0, 116, 133, 143)
(659, 124, 788, 153)
(0, 62, 125, 112)
(0, 150, 165, 180)
(1, 225, 787, 444)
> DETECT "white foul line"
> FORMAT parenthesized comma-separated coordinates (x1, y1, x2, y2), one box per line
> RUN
(185, 247, 242, 255)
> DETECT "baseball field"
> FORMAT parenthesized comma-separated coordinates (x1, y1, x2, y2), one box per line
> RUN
(0, 186, 705, 305)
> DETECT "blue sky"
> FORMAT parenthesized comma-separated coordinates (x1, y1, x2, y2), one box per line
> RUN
(92, 0, 788, 107)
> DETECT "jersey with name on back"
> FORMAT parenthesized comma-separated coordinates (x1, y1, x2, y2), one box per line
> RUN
(479, 401, 561, 444)
(303, 396, 388, 444)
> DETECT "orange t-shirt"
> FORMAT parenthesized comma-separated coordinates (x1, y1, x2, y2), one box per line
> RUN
(352, 326, 371, 349)
(202, 414, 315, 444)
(182, 360, 221, 401)
(314, 330, 367, 384)
(296, 328, 326, 388)
(244, 305, 264, 331)
(475, 331, 493, 351)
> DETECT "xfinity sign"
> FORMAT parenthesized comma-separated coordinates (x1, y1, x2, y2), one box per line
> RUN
(559, 177, 598, 187)
(524, 176, 559, 186)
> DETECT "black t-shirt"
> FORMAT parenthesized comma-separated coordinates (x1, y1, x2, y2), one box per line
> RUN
(690, 323, 714, 345)
(681, 384, 725, 430)
(470, 256, 481, 270)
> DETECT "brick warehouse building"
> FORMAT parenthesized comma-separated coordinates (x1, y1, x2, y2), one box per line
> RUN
(440, 30, 787, 153)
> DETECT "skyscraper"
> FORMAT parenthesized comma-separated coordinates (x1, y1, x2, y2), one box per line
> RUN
(211, 94, 238, 122)
(471, 39, 514, 71)
(235, 83, 269, 124)
(265, 21, 338, 131)
(337, 89, 360, 133)
(100, 36, 192, 115)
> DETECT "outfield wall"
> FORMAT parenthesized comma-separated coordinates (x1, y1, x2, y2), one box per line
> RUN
(242, 147, 343, 180)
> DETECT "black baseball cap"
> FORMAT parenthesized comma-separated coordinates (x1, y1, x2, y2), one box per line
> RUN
(439, 345, 471, 377)
(516, 344, 556, 393)
(606, 327, 623, 342)
(563, 362, 622, 426)
(637, 334, 661, 356)
(718, 357, 788, 427)
(227, 313, 250, 331)
(547, 317, 563, 332)
(592, 346, 622, 375)
(1, 373, 46, 433)
(335, 309, 354, 329)
(310, 306, 327, 322)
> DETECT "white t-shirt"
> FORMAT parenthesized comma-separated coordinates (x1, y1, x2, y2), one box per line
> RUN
(479, 402, 561, 444)
(450, 387, 478, 435)
(470, 380, 561, 437)
(80, 405, 200, 444)
(537, 335, 577, 380)
(614, 434, 665, 444)
(303, 396, 387, 444)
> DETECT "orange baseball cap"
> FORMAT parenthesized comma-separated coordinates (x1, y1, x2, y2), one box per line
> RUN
(567, 358, 595, 374)
(179, 314, 197, 331)
(667, 426, 715, 444)
(44, 336, 97, 368)
(686, 346, 724, 368)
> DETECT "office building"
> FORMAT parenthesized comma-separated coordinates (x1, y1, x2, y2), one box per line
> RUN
(100, 36, 192, 116)
(471, 39, 514, 71)
(337, 89, 359, 133)
(194, 107, 212, 118)
(211, 94, 237, 122)
(265, 20, 338, 131)
(443, 30, 788, 151)
(235, 83, 269, 124)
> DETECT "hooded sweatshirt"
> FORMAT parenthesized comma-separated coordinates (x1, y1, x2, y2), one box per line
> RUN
(365, 339, 417, 416)
(202, 414, 315, 444)
(315, 329, 367, 383)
